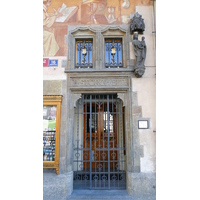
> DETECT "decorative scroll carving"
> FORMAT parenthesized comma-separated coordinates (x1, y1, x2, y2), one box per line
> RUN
(117, 93, 125, 106)
(132, 32, 147, 78)
(72, 93, 82, 107)
(130, 12, 145, 34)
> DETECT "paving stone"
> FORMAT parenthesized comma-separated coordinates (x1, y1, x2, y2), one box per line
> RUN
(67, 190, 132, 200)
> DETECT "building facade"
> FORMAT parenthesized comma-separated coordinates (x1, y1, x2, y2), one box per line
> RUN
(43, 0, 156, 199)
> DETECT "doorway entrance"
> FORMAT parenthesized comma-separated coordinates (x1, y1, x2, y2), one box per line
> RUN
(73, 94, 126, 190)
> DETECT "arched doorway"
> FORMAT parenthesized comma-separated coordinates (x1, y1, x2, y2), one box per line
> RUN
(73, 94, 126, 190)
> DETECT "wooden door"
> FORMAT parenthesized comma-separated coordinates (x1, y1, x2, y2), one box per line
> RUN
(83, 102, 117, 171)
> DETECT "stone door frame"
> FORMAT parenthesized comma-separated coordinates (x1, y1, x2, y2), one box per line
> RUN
(63, 72, 144, 193)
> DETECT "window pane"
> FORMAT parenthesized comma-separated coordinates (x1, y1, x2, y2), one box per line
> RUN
(105, 38, 122, 68)
(76, 39, 93, 68)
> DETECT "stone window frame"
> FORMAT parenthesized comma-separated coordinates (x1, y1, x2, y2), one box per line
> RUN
(66, 25, 132, 71)
(67, 28, 97, 70)
(100, 27, 128, 69)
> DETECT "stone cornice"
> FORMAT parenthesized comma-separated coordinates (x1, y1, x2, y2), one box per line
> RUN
(68, 24, 129, 34)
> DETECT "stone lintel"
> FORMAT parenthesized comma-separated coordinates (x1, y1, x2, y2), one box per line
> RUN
(69, 75, 131, 92)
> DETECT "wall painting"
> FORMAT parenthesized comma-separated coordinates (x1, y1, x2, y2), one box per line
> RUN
(43, 0, 151, 57)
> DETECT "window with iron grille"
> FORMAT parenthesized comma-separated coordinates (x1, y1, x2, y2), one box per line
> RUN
(76, 39, 93, 68)
(105, 38, 122, 68)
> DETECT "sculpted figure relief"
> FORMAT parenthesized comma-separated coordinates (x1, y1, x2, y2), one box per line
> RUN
(132, 32, 147, 77)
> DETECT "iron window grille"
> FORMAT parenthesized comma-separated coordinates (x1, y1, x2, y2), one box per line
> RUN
(76, 39, 93, 68)
(105, 38, 122, 68)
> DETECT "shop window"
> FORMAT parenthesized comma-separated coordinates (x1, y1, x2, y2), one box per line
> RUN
(105, 38, 122, 68)
(43, 95, 62, 174)
(75, 39, 93, 68)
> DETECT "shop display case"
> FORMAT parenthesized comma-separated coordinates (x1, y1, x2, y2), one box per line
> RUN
(43, 95, 62, 174)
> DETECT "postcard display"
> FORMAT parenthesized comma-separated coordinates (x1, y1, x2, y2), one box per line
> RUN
(43, 96, 62, 174)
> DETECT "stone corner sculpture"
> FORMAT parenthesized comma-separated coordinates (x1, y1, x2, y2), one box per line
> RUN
(130, 12, 146, 78)
(130, 12, 145, 34)
(132, 32, 147, 78)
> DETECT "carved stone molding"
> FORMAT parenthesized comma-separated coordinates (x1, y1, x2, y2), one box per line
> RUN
(71, 77, 128, 87)
(117, 93, 126, 106)
(69, 75, 130, 91)
(130, 12, 145, 34)
(71, 93, 82, 107)
(68, 25, 128, 34)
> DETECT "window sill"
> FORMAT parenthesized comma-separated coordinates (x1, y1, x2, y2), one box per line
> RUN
(65, 68, 134, 73)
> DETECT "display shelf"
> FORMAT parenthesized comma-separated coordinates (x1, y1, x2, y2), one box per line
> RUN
(43, 95, 62, 175)
(43, 131, 56, 162)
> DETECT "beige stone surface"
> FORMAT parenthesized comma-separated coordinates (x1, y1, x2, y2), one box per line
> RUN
(43, 80, 62, 95)
(136, 6, 156, 67)
(132, 66, 156, 172)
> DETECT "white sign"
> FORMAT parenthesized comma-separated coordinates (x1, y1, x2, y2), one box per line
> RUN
(138, 120, 149, 129)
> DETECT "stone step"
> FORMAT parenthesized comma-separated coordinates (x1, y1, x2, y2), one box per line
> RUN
(67, 190, 132, 200)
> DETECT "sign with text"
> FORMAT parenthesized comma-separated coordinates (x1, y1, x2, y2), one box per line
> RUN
(43, 58, 49, 67)
(138, 120, 149, 129)
(49, 59, 58, 67)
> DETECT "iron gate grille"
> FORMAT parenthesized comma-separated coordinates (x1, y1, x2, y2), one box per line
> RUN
(73, 94, 126, 190)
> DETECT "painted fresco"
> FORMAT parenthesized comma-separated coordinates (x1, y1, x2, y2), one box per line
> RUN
(43, 0, 151, 57)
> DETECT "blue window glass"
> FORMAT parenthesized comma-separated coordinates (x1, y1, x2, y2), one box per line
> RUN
(105, 38, 122, 68)
(76, 39, 93, 68)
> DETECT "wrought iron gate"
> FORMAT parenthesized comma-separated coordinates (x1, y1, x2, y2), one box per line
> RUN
(73, 94, 126, 190)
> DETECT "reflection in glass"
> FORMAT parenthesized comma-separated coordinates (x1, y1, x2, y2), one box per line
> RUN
(103, 111, 114, 133)
(43, 106, 57, 162)
(76, 39, 93, 68)
(105, 38, 122, 68)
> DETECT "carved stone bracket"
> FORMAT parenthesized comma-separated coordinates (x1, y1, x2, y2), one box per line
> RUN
(117, 93, 126, 106)
(134, 67, 145, 78)
(71, 93, 82, 107)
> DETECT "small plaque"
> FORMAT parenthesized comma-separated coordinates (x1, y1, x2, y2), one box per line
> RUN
(49, 59, 58, 66)
(138, 120, 149, 129)
(43, 58, 49, 67)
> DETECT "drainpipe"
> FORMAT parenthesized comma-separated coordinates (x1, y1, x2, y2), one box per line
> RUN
(151, 0, 156, 76)
(151, 0, 156, 49)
